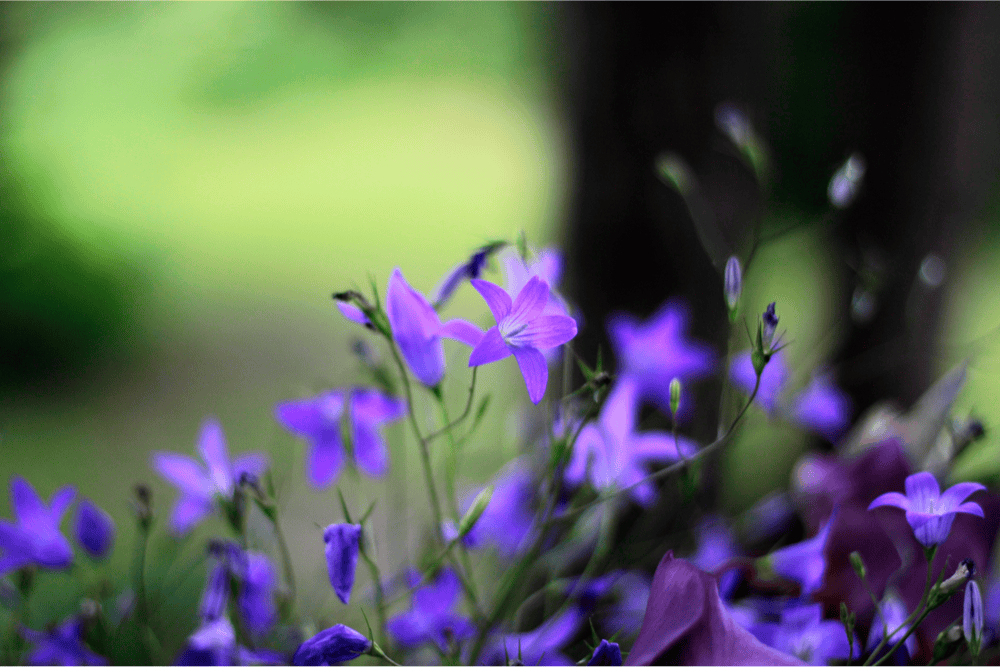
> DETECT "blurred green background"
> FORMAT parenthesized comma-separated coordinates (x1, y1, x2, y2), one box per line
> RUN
(2, 2, 1000, 657)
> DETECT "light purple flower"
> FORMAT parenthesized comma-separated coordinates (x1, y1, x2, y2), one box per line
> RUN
(0, 476, 75, 575)
(730, 350, 790, 415)
(21, 617, 107, 666)
(865, 591, 916, 661)
(607, 301, 715, 417)
(501, 247, 569, 318)
(152, 419, 268, 535)
(324, 523, 362, 604)
(769, 513, 835, 597)
(690, 516, 741, 599)
(75, 498, 115, 560)
(275, 387, 406, 488)
(755, 603, 857, 666)
(965, 580, 984, 649)
(564, 378, 697, 506)
(469, 276, 577, 404)
(868, 472, 985, 547)
(177, 616, 283, 666)
(387, 567, 475, 652)
(294, 624, 371, 666)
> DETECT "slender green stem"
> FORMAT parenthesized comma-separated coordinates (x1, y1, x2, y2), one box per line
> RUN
(271, 513, 297, 609)
(864, 547, 937, 666)
(425, 368, 477, 446)
(360, 550, 387, 644)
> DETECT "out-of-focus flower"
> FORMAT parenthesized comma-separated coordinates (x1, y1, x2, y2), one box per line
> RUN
(74, 498, 115, 560)
(275, 387, 405, 488)
(865, 591, 916, 662)
(452, 459, 537, 558)
(626, 552, 804, 665)
(324, 523, 361, 604)
(479, 608, 582, 666)
(607, 301, 715, 417)
(293, 624, 371, 666)
(768, 513, 835, 597)
(690, 516, 741, 600)
(469, 276, 577, 404)
(761, 302, 779, 352)
(198, 542, 277, 636)
(0, 476, 75, 575)
(724, 256, 743, 313)
(564, 378, 697, 506)
(828, 153, 866, 209)
(152, 420, 268, 534)
(501, 247, 569, 316)
(387, 568, 475, 652)
(432, 242, 507, 309)
(20, 617, 107, 666)
(588, 639, 622, 666)
(965, 580, 984, 655)
(868, 472, 985, 547)
(753, 603, 856, 666)
(177, 616, 283, 666)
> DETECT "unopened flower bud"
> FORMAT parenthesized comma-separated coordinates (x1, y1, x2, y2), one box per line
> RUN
(669, 378, 682, 417)
(849, 551, 866, 580)
(132, 484, 153, 531)
(458, 486, 493, 538)
(932, 624, 964, 665)
(941, 558, 976, 594)
(964, 580, 984, 656)
(761, 302, 778, 352)
(724, 256, 742, 314)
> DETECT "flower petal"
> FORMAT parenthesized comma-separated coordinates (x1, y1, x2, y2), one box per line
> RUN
(233, 453, 269, 485)
(468, 327, 512, 366)
(507, 276, 550, 326)
(954, 501, 985, 518)
(324, 524, 362, 604)
(336, 302, 370, 327)
(387, 268, 445, 386)
(512, 346, 548, 404)
(471, 279, 513, 322)
(275, 393, 342, 437)
(630, 432, 698, 462)
(938, 481, 987, 513)
(171, 495, 214, 535)
(11, 477, 46, 528)
(351, 388, 407, 424)
(351, 422, 389, 477)
(293, 625, 371, 666)
(240, 552, 277, 634)
(867, 492, 911, 512)
(414, 567, 461, 613)
(307, 433, 345, 489)
(75, 499, 115, 559)
(906, 511, 955, 547)
(437, 319, 485, 347)
(506, 315, 577, 350)
(904, 472, 940, 513)
(152, 453, 213, 499)
(198, 419, 234, 497)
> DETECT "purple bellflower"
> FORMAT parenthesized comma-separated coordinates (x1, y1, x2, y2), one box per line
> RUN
(324, 523, 362, 604)
(339, 268, 484, 386)
(0, 476, 75, 575)
(432, 242, 506, 309)
(387, 567, 475, 652)
(21, 617, 107, 666)
(449, 459, 537, 558)
(588, 639, 623, 666)
(275, 387, 406, 488)
(501, 247, 569, 318)
(691, 516, 741, 600)
(293, 624, 371, 666)
(626, 552, 805, 665)
(564, 378, 698, 506)
(479, 608, 583, 666)
(753, 603, 857, 666)
(152, 419, 268, 535)
(469, 276, 577, 404)
(965, 580, 984, 652)
(199, 542, 277, 636)
(865, 592, 917, 662)
(177, 616, 283, 666)
(868, 471, 985, 547)
(730, 353, 852, 442)
(768, 513, 836, 597)
(75, 498, 115, 560)
(607, 301, 715, 418)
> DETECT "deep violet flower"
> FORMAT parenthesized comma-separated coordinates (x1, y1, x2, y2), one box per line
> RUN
(152, 419, 268, 535)
(75, 498, 115, 560)
(626, 552, 804, 666)
(564, 378, 698, 506)
(199, 542, 278, 636)
(588, 639, 623, 666)
(432, 242, 507, 309)
(324, 523, 362, 604)
(275, 387, 406, 488)
(177, 616, 283, 666)
(20, 617, 107, 666)
(868, 471, 985, 547)
(339, 268, 483, 386)
(0, 476, 75, 575)
(469, 276, 577, 404)
(387, 568, 475, 652)
(607, 301, 715, 417)
(293, 624, 371, 666)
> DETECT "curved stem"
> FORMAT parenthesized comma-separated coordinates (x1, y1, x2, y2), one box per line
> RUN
(864, 546, 937, 666)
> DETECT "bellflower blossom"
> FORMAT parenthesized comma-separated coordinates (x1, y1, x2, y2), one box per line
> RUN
(501, 247, 570, 317)
(387, 568, 475, 652)
(21, 617, 107, 666)
(564, 378, 698, 506)
(588, 639, 623, 666)
(607, 301, 715, 417)
(432, 242, 506, 309)
(177, 616, 283, 666)
(275, 387, 406, 488)
(768, 513, 835, 597)
(691, 516, 741, 599)
(75, 498, 115, 560)
(324, 523, 362, 604)
(199, 542, 278, 636)
(865, 592, 917, 662)
(293, 624, 371, 666)
(626, 552, 804, 665)
(446, 460, 537, 558)
(0, 476, 75, 575)
(468, 276, 577, 404)
(868, 471, 985, 547)
(152, 419, 268, 535)
(753, 604, 856, 666)
(339, 268, 484, 386)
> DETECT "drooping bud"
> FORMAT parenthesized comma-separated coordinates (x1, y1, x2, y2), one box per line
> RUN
(293, 624, 371, 666)
(828, 153, 866, 209)
(323, 524, 362, 605)
(940, 558, 976, 595)
(669, 378, 682, 417)
(587, 639, 623, 666)
(458, 486, 493, 539)
(75, 499, 115, 560)
(964, 580, 983, 656)
(849, 551, 866, 581)
(724, 256, 742, 316)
